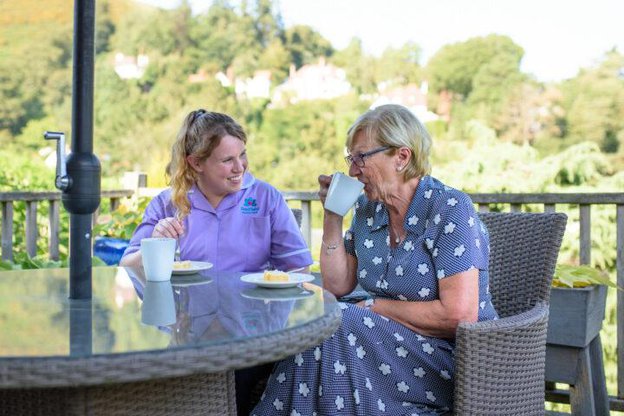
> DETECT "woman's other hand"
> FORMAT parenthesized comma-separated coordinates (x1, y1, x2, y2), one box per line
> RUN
(317, 174, 332, 207)
(152, 217, 185, 239)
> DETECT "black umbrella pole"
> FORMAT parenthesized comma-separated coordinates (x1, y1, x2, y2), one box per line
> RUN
(66, 0, 100, 299)
(70, 214, 94, 299)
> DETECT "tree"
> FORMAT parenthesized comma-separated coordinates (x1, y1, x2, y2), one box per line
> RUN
(376, 42, 423, 85)
(560, 50, 624, 153)
(284, 25, 333, 69)
(426, 35, 524, 99)
(332, 38, 377, 94)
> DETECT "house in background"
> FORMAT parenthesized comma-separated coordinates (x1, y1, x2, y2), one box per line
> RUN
(271, 57, 352, 105)
(235, 70, 272, 99)
(113, 52, 149, 80)
(371, 82, 439, 123)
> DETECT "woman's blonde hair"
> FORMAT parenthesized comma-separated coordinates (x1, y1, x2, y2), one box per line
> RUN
(167, 110, 247, 218)
(346, 104, 432, 179)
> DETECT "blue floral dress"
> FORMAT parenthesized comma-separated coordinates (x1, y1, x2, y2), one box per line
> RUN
(252, 176, 498, 415)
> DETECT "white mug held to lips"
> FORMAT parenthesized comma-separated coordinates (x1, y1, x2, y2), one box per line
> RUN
(324, 172, 365, 216)
(140, 237, 176, 281)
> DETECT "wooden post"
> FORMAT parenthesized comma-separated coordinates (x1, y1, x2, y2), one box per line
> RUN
(301, 200, 312, 248)
(49, 200, 60, 261)
(25, 201, 38, 258)
(1, 202, 13, 262)
(579, 204, 591, 265)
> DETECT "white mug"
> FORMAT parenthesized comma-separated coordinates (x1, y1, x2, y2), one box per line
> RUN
(140, 237, 176, 281)
(324, 172, 365, 216)
(141, 280, 176, 326)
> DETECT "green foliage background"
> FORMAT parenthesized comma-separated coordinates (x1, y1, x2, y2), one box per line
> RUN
(1, 1, 623, 410)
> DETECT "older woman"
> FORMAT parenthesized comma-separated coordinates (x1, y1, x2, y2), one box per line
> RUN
(120, 109, 312, 273)
(252, 104, 498, 415)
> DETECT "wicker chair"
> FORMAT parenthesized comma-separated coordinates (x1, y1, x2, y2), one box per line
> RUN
(453, 212, 567, 415)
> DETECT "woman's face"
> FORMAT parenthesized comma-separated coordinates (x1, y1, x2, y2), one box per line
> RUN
(347, 131, 394, 202)
(188, 134, 248, 201)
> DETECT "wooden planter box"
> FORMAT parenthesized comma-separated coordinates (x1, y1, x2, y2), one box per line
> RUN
(547, 284, 608, 348)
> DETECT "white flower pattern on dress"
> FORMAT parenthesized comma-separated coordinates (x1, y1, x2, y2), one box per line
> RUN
(335, 395, 345, 410)
(397, 381, 410, 393)
(396, 346, 408, 358)
(294, 353, 304, 366)
(444, 222, 456, 234)
(299, 383, 310, 397)
(379, 363, 392, 375)
(356, 345, 366, 359)
(273, 398, 284, 410)
(334, 360, 346, 375)
(253, 176, 497, 416)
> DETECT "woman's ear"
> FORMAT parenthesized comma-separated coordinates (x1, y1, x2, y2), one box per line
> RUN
(186, 155, 203, 173)
(396, 147, 412, 169)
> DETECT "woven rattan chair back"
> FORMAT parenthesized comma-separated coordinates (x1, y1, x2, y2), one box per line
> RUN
(478, 212, 567, 318)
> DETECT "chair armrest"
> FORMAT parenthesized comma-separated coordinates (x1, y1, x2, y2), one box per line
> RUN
(453, 302, 549, 416)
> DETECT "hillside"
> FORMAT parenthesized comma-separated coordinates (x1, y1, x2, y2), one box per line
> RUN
(0, 0, 153, 56)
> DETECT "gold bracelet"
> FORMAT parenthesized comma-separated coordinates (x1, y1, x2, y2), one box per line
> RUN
(321, 239, 339, 255)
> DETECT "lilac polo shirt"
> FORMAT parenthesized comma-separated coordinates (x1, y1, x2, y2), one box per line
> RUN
(123, 173, 312, 272)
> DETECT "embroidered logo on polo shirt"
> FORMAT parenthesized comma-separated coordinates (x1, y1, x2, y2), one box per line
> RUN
(241, 197, 259, 214)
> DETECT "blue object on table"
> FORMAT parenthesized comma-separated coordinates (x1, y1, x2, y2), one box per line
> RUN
(94, 237, 130, 265)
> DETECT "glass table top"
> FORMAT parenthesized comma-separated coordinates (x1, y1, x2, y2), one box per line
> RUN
(0, 266, 337, 359)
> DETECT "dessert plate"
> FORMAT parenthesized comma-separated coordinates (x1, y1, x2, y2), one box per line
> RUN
(171, 261, 213, 275)
(240, 272, 315, 288)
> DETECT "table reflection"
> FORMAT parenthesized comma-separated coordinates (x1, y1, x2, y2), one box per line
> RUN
(126, 267, 316, 347)
(0, 266, 326, 359)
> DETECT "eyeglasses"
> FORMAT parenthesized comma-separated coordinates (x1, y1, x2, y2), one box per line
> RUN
(344, 146, 389, 168)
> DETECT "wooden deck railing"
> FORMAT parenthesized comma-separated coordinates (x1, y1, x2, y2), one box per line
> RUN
(1, 189, 623, 410)
(0, 190, 133, 262)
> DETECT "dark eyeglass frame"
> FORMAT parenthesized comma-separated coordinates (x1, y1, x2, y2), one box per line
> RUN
(344, 146, 389, 168)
